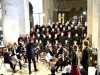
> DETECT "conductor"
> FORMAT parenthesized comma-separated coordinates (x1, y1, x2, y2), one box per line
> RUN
(26, 38, 38, 74)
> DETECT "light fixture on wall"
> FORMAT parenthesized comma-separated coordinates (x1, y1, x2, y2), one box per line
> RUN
(54, 0, 69, 11)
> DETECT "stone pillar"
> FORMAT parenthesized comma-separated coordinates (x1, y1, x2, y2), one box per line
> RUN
(87, 0, 98, 48)
(98, 2, 100, 75)
(92, 0, 98, 48)
(43, 0, 54, 24)
(24, 0, 30, 34)
(43, 0, 49, 24)
(88, 0, 100, 74)
(87, 0, 93, 46)
(1, 0, 30, 45)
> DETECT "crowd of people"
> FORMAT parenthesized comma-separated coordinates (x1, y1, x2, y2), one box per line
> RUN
(2, 21, 93, 75)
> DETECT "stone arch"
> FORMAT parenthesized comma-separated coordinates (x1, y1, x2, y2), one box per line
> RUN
(70, 8, 77, 18)
(78, 7, 84, 15)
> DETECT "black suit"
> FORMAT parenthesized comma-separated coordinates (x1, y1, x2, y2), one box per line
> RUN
(81, 47, 91, 75)
(26, 42, 37, 73)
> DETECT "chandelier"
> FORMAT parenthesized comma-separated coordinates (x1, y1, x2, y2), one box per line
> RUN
(54, 0, 69, 11)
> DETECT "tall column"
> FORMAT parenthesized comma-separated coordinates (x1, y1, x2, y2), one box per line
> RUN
(24, 0, 30, 34)
(43, 0, 49, 24)
(87, 0, 93, 46)
(92, 0, 98, 48)
(98, 2, 100, 75)
(43, 0, 54, 24)
(88, 0, 100, 74)
(87, 0, 98, 48)
(1, 0, 30, 45)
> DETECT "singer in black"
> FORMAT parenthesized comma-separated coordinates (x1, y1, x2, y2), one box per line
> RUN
(26, 39, 38, 74)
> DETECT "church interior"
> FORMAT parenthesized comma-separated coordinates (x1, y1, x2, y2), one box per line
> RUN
(0, 0, 99, 75)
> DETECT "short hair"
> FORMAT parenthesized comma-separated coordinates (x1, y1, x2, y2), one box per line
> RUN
(84, 40, 89, 46)
(80, 68, 86, 75)
(73, 45, 78, 51)
(51, 66, 56, 74)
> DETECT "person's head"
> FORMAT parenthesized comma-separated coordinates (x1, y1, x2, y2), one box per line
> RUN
(63, 27, 65, 31)
(37, 29, 39, 32)
(80, 68, 86, 75)
(39, 40, 42, 43)
(27, 38, 31, 43)
(3, 48, 8, 53)
(13, 42, 17, 47)
(46, 28, 49, 31)
(43, 35, 46, 38)
(35, 39, 38, 43)
(26, 34, 29, 37)
(73, 45, 78, 51)
(42, 28, 45, 31)
(55, 34, 57, 37)
(75, 26, 78, 30)
(61, 32, 64, 36)
(51, 66, 56, 74)
(65, 40, 68, 43)
(75, 33, 78, 37)
(55, 40, 58, 44)
(60, 25, 62, 28)
(68, 26, 71, 30)
(37, 34, 40, 37)
(49, 34, 51, 38)
(52, 28, 54, 32)
(83, 40, 89, 46)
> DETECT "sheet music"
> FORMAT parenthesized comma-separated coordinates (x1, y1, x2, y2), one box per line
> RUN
(45, 52, 52, 62)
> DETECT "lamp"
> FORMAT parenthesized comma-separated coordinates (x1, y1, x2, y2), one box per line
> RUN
(54, 0, 69, 11)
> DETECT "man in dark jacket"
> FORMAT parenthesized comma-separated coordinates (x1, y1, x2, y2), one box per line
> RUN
(26, 39, 38, 74)
(81, 40, 91, 75)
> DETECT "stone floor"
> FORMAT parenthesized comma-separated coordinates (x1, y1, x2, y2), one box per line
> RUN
(0, 56, 96, 75)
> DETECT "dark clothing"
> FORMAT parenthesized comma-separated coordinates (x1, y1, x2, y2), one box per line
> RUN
(4, 53, 12, 61)
(72, 51, 78, 67)
(47, 38, 53, 45)
(18, 37, 24, 45)
(27, 57, 37, 73)
(59, 36, 66, 46)
(42, 38, 47, 47)
(26, 42, 37, 73)
(4, 53, 15, 70)
(26, 43, 35, 58)
(81, 47, 91, 75)
(24, 37, 30, 44)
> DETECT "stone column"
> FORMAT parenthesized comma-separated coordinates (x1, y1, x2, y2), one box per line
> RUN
(87, 0, 98, 48)
(88, 0, 100, 74)
(98, 2, 100, 75)
(92, 0, 98, 48)
(1, 0, 30, 45)
(87, 0, 93, 46)
(43, 0, 49, 24)
(24, 0, 30, 34)
(43, 0, 54, 24)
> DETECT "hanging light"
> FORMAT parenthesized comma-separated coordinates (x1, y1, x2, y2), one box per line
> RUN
(54, 0, 69, 11)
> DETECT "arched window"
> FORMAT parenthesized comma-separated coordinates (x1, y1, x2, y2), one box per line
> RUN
(62, 13, 64, 23)
(58, 13, 61, 23)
